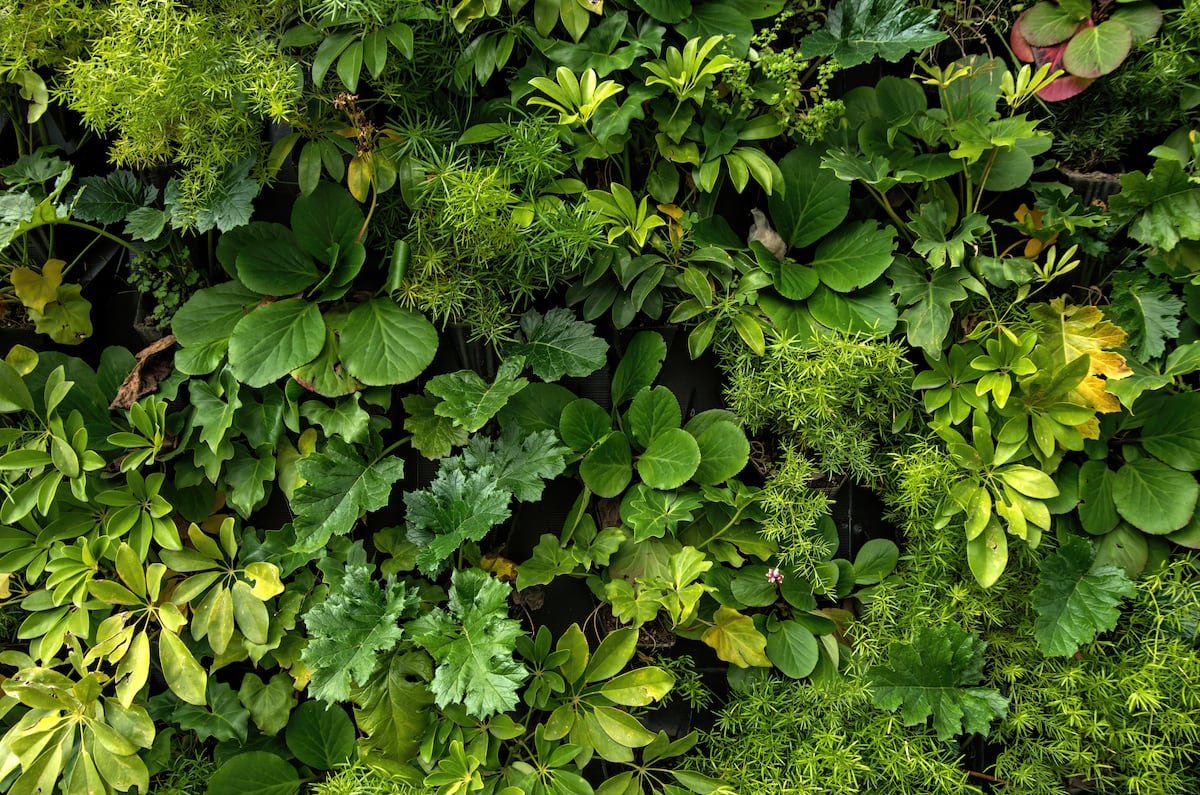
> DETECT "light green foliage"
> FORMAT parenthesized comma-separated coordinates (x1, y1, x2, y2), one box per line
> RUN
(313, 762, 423, 795)
(723, 333, 914, 481)
(1032, 536, 1135, 656)
(867, 624, 1009, 741)
(751, 442, 833, 574)
(56, 0, 299, 220)
(408, 568, 530, 719)
(300, 561, 419, 702)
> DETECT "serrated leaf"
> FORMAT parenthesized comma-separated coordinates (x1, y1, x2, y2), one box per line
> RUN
(228, 299, 325, 388)
(459, 428, 568, 502)
(505, 308, 609, 381)
(1107, 271, 1182, 363)
(290, 438, 406, 553)
(406, 467, 512, 575)
(867, 625, 1008, 741)
(408, 569, 529, 719)
(73, 171, 155, 224)
(799, 0, 947, 67)
(300, 562, 418, 702)
(403, 393, 469, 459)
(811, 220, 896, 292)
(429, 357, 529, 432)
(1110, 158, 1200, 252)
(1032, 536, 1135, 657)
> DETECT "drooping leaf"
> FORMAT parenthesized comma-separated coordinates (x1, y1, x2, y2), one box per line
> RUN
(868, 624, 1008, 741)
(300, 562, 418, 702)
(428, 357, 529, 432)
(353, 650, 435, 767)
(1032, 536, 1135, 657)
(407, 568, 530, 719)
(290, 438, 406, 553)
(799, 0, 947, 67)
(406, 467, 513, 575)
(505, 308, 609, 381)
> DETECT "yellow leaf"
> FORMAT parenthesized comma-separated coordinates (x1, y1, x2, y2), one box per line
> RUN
(348, 155, 372, 202)
(1031, 299, 1131, 414)
(11, 259, 64, 313)
(481, 553, 518, 583)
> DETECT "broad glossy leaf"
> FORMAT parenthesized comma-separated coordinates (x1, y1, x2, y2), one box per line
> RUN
(1138, 392, 1200, 471)
(228, 299, 325, 387)
(227, 223, 319, 295)
(285, 701, 356, 770)
(339, 299, 438, 387)
(290, 182, 363, 265)
(690, 419, 749, 484)
(812, 221, 896, 293)
(967, 517, 1008, 588)
(853, 538, 899, 584)
(1112, 457, 1198, 534)
(159, 630, 206, 705)
(207, 752, 300, 795)
(765, 620, 819, 679)
(581, 432, 633, 497)
(807, 282, 898, 335)
(1062, 20, 1131, 78)
(768, 145, 849, 248)
(353, 650, 435, 766)
(627, 386, 681, 448)
(611, 331, 667, 406)
(637, 428, 700, 490)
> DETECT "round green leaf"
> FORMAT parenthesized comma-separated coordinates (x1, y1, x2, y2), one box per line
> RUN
(812, 221, 896, 293)
(632, 0, 693, 24)
(774, 262, 819, 300)
(230, 224, 319, 295)
(1110, 3, 1162, 44)
(730, 565, 778, 607)
(626, 386, 681, 449)
(852, 538, 899, 584)
(1015, 3, 1085, 46)
(206, 752, 299, 795)
(637, 428, 701, 490)
(1094, 522, 1150, 578)
(498, 382, 576, 434)
(560, 398, 612, 452)
(765, 620, 819, 679)
(1139, 392, 1200, 471)
(580, 432, 633, 498)
(228, 299, 325, 387)
(807, 282, 898, 335)
(284, 701, 356, 770)
(1062, 21, 1132, 78)
(1112, 457, 1198, 535)
(691, 419, 749, 485)
(768, 145, 850, 249)
(290, 182, 363, 265)
(338, 298, 438, 386)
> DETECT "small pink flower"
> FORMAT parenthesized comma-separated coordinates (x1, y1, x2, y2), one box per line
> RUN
(766, 567, 784, 584)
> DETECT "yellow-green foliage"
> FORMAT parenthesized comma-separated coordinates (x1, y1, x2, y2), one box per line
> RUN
(0, 0, 95, 75)
(55, 0, 299, 216)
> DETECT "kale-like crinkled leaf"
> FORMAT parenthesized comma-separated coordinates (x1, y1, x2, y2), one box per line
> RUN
(1107, 271, 1183, 363)
(290, 437, 405, 553)
(868, 624, 1008, 741)
(457, 428, 568, 502)
(1032, 536, 1135, 657)
(427, 356, 529, 432)
(403, 392, 470, 459)
(407, 568, 529, 719)
(301, 562, 419, 703)
(406, 466, 512, 576)
(799, 0, 947, 67)
(505, 308, 609, 382)
(1110, 157, 1200, 252)
(73, 170, 157, 224)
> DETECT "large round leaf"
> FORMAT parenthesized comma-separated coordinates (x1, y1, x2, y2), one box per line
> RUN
(290, 182, 363, 265)
(627, 386, 681, 448)
(765, 620, 819, 679)
(560, 398, 612, 452)
(173, 282, 262, 346)
(1139, 392, 1200, 471)
(1110, 3, 1162, 44)
(812, 221, 896, 293)
(1112, 457, 1198, 535)
(807, 282, 898, 335)
(229, 223, 319, 295)
(229, 299, 325, 388)
(1063, 20, 1131, 78)
(1014, 3, 1084, 47)
(580, 432, 633, 497)
(637, 428, 701, 490)
(206, 752, 299, 795)
(284, 701, 355, 770)
(338, 298, 438, 386)
(768, 145, 850, 249)
(691, 419, 749, 484)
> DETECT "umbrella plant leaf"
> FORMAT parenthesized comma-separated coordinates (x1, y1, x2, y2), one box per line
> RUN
(1032, 536, 1135, 657)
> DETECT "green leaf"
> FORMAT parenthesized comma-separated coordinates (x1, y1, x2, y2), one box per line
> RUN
(765, 620, 819, 679)
(300, 562, 418, 702)
(619, 484, 703, 541)
(224, 223, 320, 295)
(769, 145, 850, 248)
(238, 673, 296, 736)
(611, 331, 667, 406)
(1102, 271, 1181, 363)
(285, 701, 356, 770)
(228, 299, 325, 387)
(853, 538, 899, 584)
(353, 650, 435, 767)
(291, 179, 363, 265)
(627, 386, 682, 448)
(967, 517, 1008, 588)
(799, 0, 947, 67)
(637, 428, 701, 490)
(1032, 536, 1135, 657)
(403, 393, 470, 459)
(459, 428, 568, 502)
(807, 282, 898, 335)
(498, 382, 577, 435)
(811, 221, 896, 293)
(580, 432, 633, 497)
(165, 680, 245, 741)
(406, 467, 513, 575)
(1062, 20, 1132, 78)
(1112, 457, 1198, 534)
(0, 358, 34, 413)
(290, 438, 406, 553)
(690, 419, 749, 485)
(73, 171, 155, 224)
(1016, 2, 1085, 46)
(28, 283, 92, 345)
(632, 0, 692, 23)
(172, 282, 262, 347)
(428, 357, 529, 432)
(1110, 158, 1200, 252)
(868, 624, 1008, 741)
(1138, 392, 1200, 471)
(408, 569, 529, 719)
(560, 398, 613, 452)
(1078, 461, 1120, 535)
(701, 605, 771, 668)
(505, 308, 609, 381)
(159, 630, 207, 706)
(889, 257, 972, 355)
(338, 299, 439, 387)
(206, 752, 299, 795)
